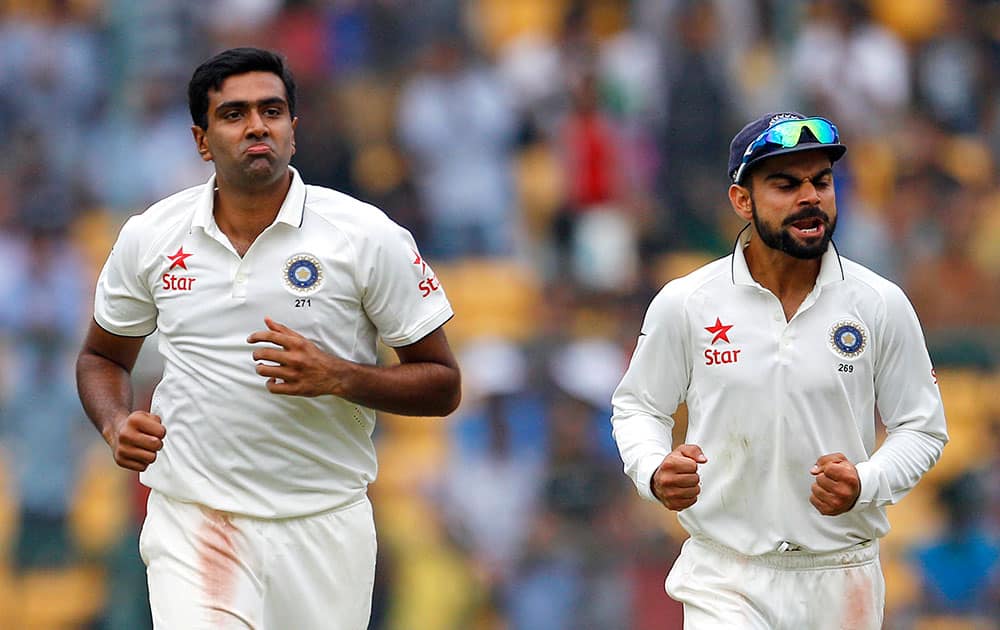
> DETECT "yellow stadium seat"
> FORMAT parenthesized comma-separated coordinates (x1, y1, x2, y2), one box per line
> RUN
(653, 251, 716, 287)
(10, 564, 106, 629)
(470, 0, 569, 54)
(69, 443, 131, 557)
(433, 258, 541, 345)
(0, 450, 15, 561)
(914, 614, 998, 630)
(880, 552, 920, 618)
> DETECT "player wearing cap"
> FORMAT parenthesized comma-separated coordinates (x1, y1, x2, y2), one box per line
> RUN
(76, 48, 461, 629)
(611, 112, 947, 629)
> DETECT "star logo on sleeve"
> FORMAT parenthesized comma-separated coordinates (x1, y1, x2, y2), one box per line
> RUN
(166, 247, 193, 271)
(705, 317, 733, 344)
(412, 250, 428, 276)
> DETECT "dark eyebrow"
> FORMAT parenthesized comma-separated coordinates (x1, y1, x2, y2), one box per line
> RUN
(214, 97, 288, 112)
(764, 166, 834, 184)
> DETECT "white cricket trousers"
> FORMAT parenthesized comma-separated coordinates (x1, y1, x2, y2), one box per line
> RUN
(140, 489, 377, 629)
(666, 536, 884, 629)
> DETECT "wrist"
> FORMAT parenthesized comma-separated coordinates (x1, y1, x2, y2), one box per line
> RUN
(323, 354, 356, 399)
(101, 413, 128, 447)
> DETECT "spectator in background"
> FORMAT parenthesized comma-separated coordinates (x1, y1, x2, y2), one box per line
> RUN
(913, 0, 983, 134)
(656, 0, 733, 253)
(442, 339, 544, 596)
(0, 228, 91, 569)
(553, 69, 640, 292)
(398, 34, 519, 260)
(909, 471, 1000, 619)
(791, 0, 909, 134)
(84, 72, 213, 214)
(906, 183, 1000, 340)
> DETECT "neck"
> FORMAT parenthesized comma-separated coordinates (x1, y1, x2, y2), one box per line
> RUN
(213, 168, 292, 252)
(743, 235, 821, 319)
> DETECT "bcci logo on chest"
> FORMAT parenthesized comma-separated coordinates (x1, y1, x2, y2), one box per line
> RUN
(829, 320, 867, 359)
(283, 253, 324, 295)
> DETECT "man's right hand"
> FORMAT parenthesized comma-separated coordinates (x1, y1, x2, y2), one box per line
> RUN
(104, 411, 166, 472)
(651, 444, 707, 511)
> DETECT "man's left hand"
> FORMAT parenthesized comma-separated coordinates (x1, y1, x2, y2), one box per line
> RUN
(247, 317, 348, 397)
(809, 453, 861, 516)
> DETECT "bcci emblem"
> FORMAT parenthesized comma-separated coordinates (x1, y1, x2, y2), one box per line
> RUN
(769, 112, 803, 126)
(829, 320, 867, 359)
(283, 253, 323, 295)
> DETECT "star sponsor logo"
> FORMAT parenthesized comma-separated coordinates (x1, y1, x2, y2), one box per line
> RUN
(283, 253, 324, 295)
(705, 317, 733, 344)
(704, 317, 740, 365)
(412, 250, 428, 275)
(166, 247, 193, 271)
(829, 320, 867, 359)
(162, 246, 196, 291)
(412, 249, 441, 298)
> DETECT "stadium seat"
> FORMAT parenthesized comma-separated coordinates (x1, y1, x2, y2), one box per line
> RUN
(926, 369, 990, 484)
(914, 614, 998, 630)
(471, 0, 569, 54)
(374, 413, 450, 494)
(515, 143, 564, 238)
(433, 258, 542, 345)
(9, 564, 106, 629)
(69, 443, 131, 557)
(652, 251, 715, 287)
(0, 451, 15, 559)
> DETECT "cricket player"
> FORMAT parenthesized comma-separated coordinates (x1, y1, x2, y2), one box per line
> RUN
(611, 112, 948, 629)
(76, 47, 461, 629)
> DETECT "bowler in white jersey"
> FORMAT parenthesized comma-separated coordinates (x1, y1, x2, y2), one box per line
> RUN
(611, 112, 947, 629)
(76, 48, 461, 629)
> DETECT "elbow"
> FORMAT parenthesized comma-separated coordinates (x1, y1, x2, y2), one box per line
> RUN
(434, 368, 462, 417)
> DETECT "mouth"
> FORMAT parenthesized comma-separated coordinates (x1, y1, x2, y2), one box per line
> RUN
(245, 144, 273, 156)
(787, 216, 826, 240)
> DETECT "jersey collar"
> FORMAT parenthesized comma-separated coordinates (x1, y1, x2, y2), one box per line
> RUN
(192, 166, 307, 232)
(730, 223, 845, 287)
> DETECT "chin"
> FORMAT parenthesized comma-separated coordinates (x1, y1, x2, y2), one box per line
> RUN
(242, 161, 283, 184)
(782, 236, 831, 260)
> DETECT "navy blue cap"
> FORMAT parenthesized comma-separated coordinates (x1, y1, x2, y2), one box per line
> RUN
(728, 112, 847, 184)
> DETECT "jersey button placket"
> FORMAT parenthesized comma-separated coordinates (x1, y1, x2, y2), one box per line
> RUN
(233, 265, 249, 299)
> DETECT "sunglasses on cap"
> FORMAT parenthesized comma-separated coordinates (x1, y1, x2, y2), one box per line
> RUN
(732, 117, 840, 184)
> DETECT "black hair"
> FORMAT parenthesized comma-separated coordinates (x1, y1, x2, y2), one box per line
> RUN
(188, 47, 297, 130)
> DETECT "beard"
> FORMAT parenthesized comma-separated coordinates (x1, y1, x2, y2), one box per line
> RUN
(751, 200, 836, 260)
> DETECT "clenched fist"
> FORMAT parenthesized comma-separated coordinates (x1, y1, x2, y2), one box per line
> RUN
(810, 452, 861, 516)
(651, 444, 708, 511)
(105, 411, 166, 472)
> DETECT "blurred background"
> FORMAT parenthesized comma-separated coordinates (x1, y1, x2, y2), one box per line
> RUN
(0, 0, 998, 628)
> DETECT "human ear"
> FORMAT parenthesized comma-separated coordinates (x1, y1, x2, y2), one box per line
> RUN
(728, 183, 753, 222)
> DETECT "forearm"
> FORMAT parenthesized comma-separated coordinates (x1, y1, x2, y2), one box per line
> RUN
(853, 427, 947, 509)
(611, 407, 675, 502)
(76, 350, 135, 445)
(333, 359, 461, 417)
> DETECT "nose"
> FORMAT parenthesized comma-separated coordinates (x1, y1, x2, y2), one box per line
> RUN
(245, 109, 268, 138)
(799, 178, 821, 205)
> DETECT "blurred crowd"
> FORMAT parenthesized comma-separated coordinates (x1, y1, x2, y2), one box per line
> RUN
(0, 0, 999, 628)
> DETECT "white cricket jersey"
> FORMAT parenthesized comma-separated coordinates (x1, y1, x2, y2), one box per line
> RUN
(94, 168, 453, 518)
(611, 228, 948, 555)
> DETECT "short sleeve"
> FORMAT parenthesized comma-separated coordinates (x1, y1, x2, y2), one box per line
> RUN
(94, 215, 157, 337)
(358, 220, 453, 347)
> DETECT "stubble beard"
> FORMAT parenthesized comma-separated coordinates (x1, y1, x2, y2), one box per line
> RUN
(751, 199, 836, 260)
(241, 154, 282, 185)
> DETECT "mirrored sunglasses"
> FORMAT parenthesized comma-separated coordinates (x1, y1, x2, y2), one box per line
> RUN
(733, 117, 840, 183)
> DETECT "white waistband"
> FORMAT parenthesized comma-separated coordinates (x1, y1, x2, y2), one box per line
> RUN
(689, 536, 879, 570)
